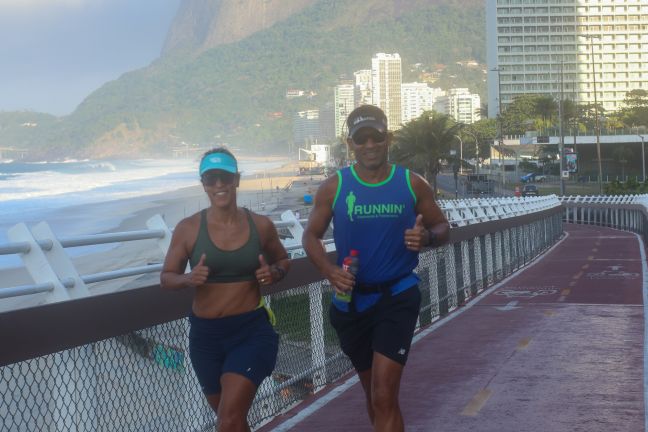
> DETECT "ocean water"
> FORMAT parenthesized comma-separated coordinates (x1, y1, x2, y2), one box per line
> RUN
(0, 157, 284, 268)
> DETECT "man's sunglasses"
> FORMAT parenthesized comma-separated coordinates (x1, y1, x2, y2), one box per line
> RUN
(201, 171, 237, 186)
(352, 130, 387, 145)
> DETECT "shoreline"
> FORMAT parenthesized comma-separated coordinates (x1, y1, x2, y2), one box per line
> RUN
(0, 160, 323, 311)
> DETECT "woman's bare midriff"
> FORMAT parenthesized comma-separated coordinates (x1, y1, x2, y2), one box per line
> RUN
(192, 280, 260, 319)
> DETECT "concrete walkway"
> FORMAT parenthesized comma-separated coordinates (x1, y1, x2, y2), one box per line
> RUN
(260, 224, 646, 432)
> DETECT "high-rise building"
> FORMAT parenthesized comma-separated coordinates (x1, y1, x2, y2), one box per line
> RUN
(334, 83, 355, 138)
(318, 102, 336, 142)
(401, 83, 445, 124)
(354, 69, 373, 106)
(371, 53, 403, 129)
(486, 0, 648, 118)
(437, 88, 482, 124)
(293, 110, 321, 147)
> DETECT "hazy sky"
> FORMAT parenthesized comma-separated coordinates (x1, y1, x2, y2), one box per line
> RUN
(0, 0, 182, 116)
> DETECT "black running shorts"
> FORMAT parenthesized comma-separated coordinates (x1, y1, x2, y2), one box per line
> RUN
(329, 286, 421, 372)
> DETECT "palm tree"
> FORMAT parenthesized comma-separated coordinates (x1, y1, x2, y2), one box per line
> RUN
(534, 95, 558, 133)
(391, 111, 464, 193)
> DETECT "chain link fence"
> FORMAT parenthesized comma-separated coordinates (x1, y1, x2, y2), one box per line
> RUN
(1, 211, 563, 432)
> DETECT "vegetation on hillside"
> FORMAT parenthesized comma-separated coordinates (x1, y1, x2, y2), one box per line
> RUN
(0, 0, 485, 159)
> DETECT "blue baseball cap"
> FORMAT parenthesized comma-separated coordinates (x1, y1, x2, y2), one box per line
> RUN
(199, 152, 238, 175)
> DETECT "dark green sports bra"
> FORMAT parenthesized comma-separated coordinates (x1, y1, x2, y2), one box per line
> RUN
(189, 208, 262, 283)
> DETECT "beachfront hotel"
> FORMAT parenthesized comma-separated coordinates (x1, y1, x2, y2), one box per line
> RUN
(371, 53, 403, 129)
(486, 0, 648, 118)
(401, 82, 445, 124)
(334, 83, 355, 138)
(436, 88, 482, 125)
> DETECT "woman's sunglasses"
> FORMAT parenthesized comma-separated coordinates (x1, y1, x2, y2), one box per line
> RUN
(201, 171, 237, 186)
(352, 130, 387, 145)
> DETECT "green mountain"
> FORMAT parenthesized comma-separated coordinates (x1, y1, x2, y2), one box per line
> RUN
(0, 0, 486, 160)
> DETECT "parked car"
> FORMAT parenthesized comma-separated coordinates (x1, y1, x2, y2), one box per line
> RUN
(521, 184, 539, 196)
(520, 173, 546, 183)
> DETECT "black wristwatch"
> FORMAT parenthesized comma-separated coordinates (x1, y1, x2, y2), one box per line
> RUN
(426, 229, 437, 247)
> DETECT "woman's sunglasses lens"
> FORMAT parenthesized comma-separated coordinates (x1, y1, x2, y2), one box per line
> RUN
(202, 172, 235, 185)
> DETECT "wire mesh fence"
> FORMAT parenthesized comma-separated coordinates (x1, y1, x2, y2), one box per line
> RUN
(1, 212, 563, 432)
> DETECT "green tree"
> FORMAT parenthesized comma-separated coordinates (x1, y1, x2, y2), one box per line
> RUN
(391, 111, 464, 193)
(500, 94, 540, 136)
(464, 118, 497, 163)
(620, 89, 648, 128)
(537, 144, 559, 174)
(533, 95, 558, 133)
(580, 103, 606, 132)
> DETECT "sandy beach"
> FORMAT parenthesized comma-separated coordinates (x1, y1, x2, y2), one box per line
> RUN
(0, 160, 324, 312)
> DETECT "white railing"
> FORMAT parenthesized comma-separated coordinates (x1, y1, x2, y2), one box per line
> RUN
(559, 194, 648, 231)
(559, 194, 645, 205)
(440, 195, 562, 227)
(0, 196, 563, 305)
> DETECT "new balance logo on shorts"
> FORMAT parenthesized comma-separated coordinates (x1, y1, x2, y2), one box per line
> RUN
(398, 348, 407, 356)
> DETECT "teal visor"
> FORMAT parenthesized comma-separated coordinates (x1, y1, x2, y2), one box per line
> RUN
(199, 153, 238, 175)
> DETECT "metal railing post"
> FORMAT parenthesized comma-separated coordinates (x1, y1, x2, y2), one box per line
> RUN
(8, 223, 69, 303)
(146, 214, 173, 254)
(281, 210, 304, 250)
(461, 241, 472, 297)
(31, 221, 89, 298)
(309, 282, 327, 391)
(446, 245, 458, 311)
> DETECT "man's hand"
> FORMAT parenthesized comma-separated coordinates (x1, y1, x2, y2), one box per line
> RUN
(404, 214, 428, 251)
(325, 265, 355, 296)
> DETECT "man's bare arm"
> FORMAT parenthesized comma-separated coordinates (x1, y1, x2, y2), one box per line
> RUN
(403, 172, 450, 250)
(302, 175, 355, 293)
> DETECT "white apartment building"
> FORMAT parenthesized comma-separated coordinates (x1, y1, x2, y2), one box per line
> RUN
(486, 0, 648, 118)
(334, 83, 355, 138)
(401, 83, 445, 124)
(371, 53, 403, 129)
(437, 88, 482, 124)
(354, 69, 373, 106)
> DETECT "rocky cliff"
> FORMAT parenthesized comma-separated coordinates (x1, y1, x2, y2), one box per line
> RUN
(163, 0, 318, 54)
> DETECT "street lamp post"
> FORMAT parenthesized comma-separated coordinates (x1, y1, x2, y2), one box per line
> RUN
(491, 67, 506, 187)
(639, 135, 646, 182)
(465, 129, 480, 174)
(455, 135, 464, 174)
(582, 34, 603, 194)
(558, 61, 565, 196)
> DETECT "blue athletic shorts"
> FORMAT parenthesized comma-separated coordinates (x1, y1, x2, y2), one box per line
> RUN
(329, 285, 421, 372)
(189, 308, 279, 395)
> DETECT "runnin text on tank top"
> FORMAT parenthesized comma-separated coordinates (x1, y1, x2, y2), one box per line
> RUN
(332, 164, 419, 285)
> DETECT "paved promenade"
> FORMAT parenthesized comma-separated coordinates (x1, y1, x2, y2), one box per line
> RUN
(261, 224, 646, 432)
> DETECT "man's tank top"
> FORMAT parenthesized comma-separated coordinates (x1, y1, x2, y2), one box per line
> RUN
(189, 208, 261, 283)
(332, 164, 419, 285)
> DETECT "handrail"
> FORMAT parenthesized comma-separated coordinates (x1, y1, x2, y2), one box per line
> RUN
(0, 196, 563, 305)
(0, 204, 565, 368)
(59, 229, 166, 248)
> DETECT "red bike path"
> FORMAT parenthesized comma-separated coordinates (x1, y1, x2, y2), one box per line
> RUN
(260, 224, 646, 432)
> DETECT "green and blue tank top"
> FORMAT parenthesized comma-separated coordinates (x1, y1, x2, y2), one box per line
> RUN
(332, 164, 420, 311)
(189, 208, 261, 283)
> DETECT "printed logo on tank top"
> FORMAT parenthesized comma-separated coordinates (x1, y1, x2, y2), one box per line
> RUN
(344, 190, 405, 222)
